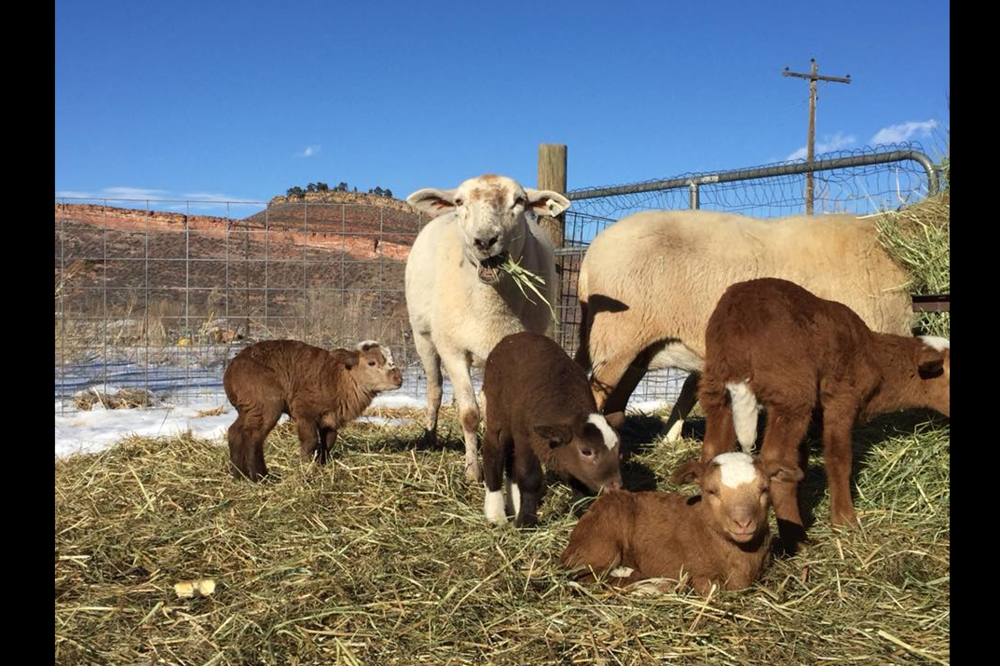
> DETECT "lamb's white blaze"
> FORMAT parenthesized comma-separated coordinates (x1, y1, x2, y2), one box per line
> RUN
(726, 380, 759, 453)
(919, 335, 950, 352)
(712, 452, 758, 488)
(381, 346, 396, 368)
(587, 413, 618, 450)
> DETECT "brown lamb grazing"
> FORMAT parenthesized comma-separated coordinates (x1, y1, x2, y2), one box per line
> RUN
(223, 339, 402, 481)
(560, 452, 803, 594)
(482, 331, 623, 527)
(698, 277, 950, 551)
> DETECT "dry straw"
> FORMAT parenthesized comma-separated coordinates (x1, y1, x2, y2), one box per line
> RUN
(56, 407, 949, 664)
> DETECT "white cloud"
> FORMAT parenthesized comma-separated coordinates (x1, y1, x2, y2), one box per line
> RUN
(101, 187, 171, 200)
(182, 192, 244, 202)
(870, 120, 938, 145)
(300, 145, 321, 158)
(786, 132, 857, 161)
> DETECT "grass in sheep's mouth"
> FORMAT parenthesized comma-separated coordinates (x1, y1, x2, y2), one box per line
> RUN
(500, 255, 558, 323)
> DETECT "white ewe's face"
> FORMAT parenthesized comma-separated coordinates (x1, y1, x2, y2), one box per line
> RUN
(406, 175, 571, 285)
(452, 176, 528, 284)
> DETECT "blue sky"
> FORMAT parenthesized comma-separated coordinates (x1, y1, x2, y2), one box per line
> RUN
(55, 1, 949, 209)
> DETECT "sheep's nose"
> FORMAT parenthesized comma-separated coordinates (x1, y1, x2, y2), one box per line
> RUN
(474, 236, 498, 251)
(735, 519, 753, 531)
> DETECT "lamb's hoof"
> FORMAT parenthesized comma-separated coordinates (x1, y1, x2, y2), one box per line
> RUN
(465, 460, 483, 483)
(663, 419, 684, 443)
(420, 429, 438, 448)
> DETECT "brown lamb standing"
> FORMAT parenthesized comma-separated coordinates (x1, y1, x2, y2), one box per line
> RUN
(223, 339, 402, 481)
(560, 452, 802, 594)
(698, 277, 950, 551)
(482, 331, 623, 527)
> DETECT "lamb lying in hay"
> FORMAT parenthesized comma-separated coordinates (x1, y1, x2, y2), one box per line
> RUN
(223, 339, 402, 481)
(561, 452, 801, 594)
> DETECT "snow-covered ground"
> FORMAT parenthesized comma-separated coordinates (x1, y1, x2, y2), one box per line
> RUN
(54, 391, 429, 458)
(55, 354, 682, 458)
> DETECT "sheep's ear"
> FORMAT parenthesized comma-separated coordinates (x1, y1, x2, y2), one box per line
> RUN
(762, 460, 804, 483)
(356, 340, 379, 353)
(917, 349, 945, 379)
(604, 411, 626, 430)
(524, 188, 571, 217)
(670, 460, 705, 486)
(342, 353, 358, 369)
(406, 188, 458, 215)
(535, 424, 573, 448)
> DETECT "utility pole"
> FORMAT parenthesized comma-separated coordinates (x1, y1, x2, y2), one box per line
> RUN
(783, 59, 851, 214)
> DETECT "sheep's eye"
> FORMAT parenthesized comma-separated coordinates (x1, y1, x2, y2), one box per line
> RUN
(453, 197, 464, 207)
(513, 196, 526, 209)
(706, 489, 719, 496)
(580, 448, 594, 458)
(368, 360, 377, 367)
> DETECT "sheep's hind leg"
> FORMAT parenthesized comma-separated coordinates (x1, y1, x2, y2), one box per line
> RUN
(413, 331, 443, 447)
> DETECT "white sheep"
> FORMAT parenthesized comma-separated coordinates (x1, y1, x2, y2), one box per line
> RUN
(405, 175, 570, 481)
(576, 209, 914, 440)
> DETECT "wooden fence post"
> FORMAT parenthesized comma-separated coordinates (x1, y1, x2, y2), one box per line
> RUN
(537, 143, 567, 337)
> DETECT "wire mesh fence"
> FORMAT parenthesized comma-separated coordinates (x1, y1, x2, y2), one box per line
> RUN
(54, 197, 429, 413)
(55, 143, 941, 415)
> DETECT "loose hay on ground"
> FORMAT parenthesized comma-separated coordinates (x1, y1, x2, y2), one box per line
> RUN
(55, 406, 949, 665)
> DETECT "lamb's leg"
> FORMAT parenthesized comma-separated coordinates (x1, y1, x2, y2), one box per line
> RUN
(229, 402, 282, 481)
(413, 330, 443, 446)
(759, 407, 812, 554)
(481, 424, 506, 525)
(441, 352, 482, 482)
(293, 412, 321, 463)
(663, 372, 701, 443)
(513, 450, 544, 528)
(319, 426, 338, 465)
(699, 376, 737, 461)
(821, 400, 860, 527)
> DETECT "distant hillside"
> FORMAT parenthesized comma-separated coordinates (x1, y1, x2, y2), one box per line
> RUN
(54, 199, 426, 343)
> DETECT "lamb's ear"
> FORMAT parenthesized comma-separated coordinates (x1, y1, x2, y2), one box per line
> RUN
(670, 460, 706, 486)
(917, 348, 945, 379)
(342, 353, 358, 369)
(534, 424, 573, 448)
(604, 411, 626, 430)
(761, 460, 804, 483)
(406, 188, 458, 216)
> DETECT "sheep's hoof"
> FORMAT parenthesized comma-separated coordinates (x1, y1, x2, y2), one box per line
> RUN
(420, 429, 438, 448)
(465, 460, 483, 483)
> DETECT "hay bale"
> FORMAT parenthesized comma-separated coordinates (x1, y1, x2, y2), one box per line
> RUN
(874, 191, 950, 337)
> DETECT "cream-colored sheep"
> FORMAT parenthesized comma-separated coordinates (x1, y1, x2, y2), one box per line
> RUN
(576, 209, 914, 440)
(405, 175, 570, 481)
